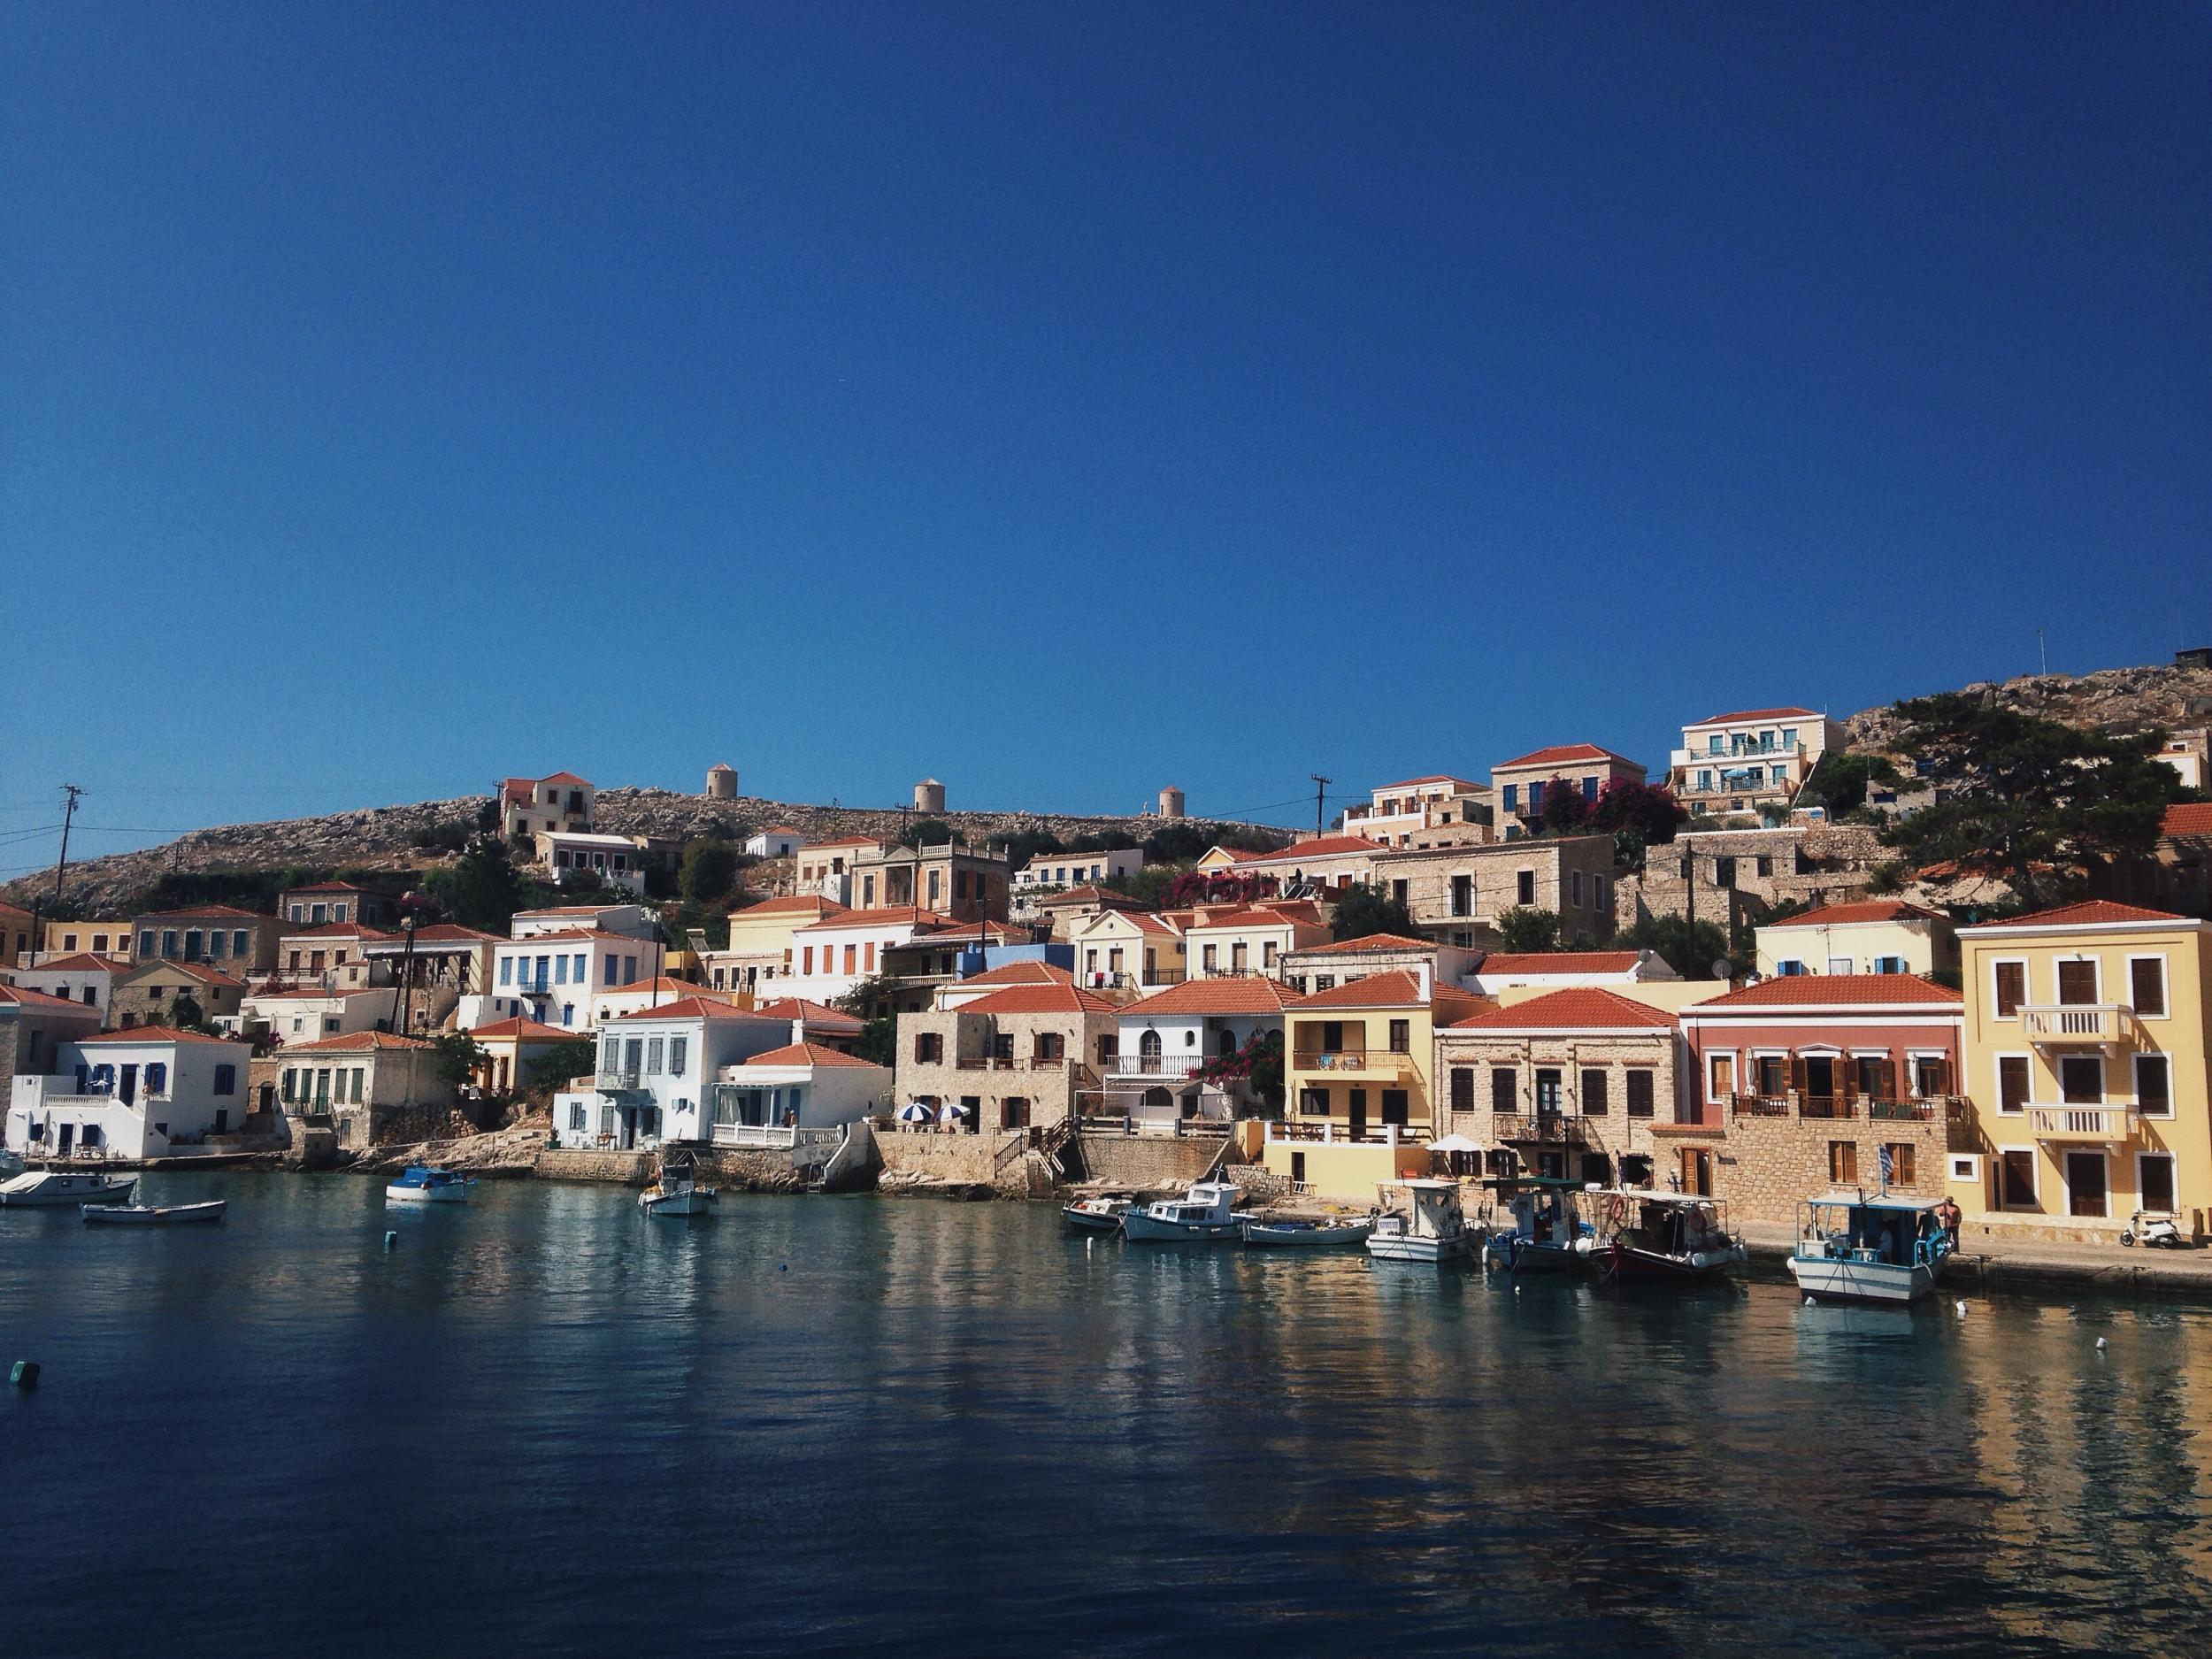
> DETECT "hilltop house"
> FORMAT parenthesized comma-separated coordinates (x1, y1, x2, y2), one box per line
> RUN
(498, 772, 595, 839)
(280, 881, 400, 928)
(1490, 744, 1646, 836)
(132, 906, 282, 974)
(1668, 707, 1845, 820)
(746, 826, 806, 859)
(1372, 834, 1619, 950)
(1341, 774, 1493, 848)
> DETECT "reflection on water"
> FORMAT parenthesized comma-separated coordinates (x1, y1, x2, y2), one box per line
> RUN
(4, 1171, 2212, 1656)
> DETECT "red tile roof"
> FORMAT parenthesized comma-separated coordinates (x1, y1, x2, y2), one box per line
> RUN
(468, 1016, 575, 1041)
(18, 953, 125, 975)
(1448, 987, 1678, 1032)
(727, 895, 848, 919)
(949, 963, 1075, 989)
(539, 772, 593, 787)
(1687, 974, 1962, 1010)
(126, 960, 246, 987)
(1121, 978, 1307, 1017)
(1692, 707, 1822, 726)
(957, 984, 1119, 1017)
(807, 834, 885, 850)
(77, 1025, 242, 1046)
(1245, 834, 1386, 862)
(1971, 901, 2188, 929)
(280, 1030, 436, 1053)
(496, 928, 637, 945)
(363, 923, 495, 944)
(1763, 900, 1947, 929)
(742, 1041, 882, 1069)
(280, 922, 395, 941)
(600, 976, 707, 1001)
(1493, 742, 1642, 772)
(2163, 803, 2212, 838)
(247, 986, 392, 1000)
(136, 904, 270, 920)
(1295, 969, 1427, 1010)
(793, 907, 952, 934)
(1038, 883, 1149, 910)
(613, 995, 769, 1023)
(1303, 933, 1433, 955)
(513, 904, 633, 918)
(0, 984, 106, 1013)
(283, 881, 372, 895)
(1182, 907, 1314, 932)
(751, 996, 866, 1030)
(1477, 951, 1647, 974)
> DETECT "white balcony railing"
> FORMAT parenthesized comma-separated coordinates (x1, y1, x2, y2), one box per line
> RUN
(2027, 1103, 2140, 1142)
(2019, 1005, 2124, 1045)
(1107, 1053, 1203, 1079)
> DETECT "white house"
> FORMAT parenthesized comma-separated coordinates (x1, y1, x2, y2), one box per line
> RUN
(795, 835, 883, 906)
(706, 1042, 890, 1145)
(8, 953, 126, 1019)
(552, 996, 790, 1151)
(7, 1026, 251, 1158)
(499, 772, 596, 839)
(1013, 849, 1146, 891)
(1106, 976, 1306, 1128)
(783, 906, 953, 1004)
(243, 986, 399, 1046)
(473, 930, 652, 1032)
(1668, 707, 1846, 818)
(1341, 774, 1491, 848)
(534, 830, 648, 896)
(1463, 949, 1682, 995)
(746, 826, 806, 859)
(511, 903, 655, 941)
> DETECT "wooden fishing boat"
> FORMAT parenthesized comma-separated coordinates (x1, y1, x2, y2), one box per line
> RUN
(1241, 1215, 1375, 1248)
(0, 1167, 137, 1208)
(1588, 1189, 1744, 1283)
(81, 1200, 227, 1225)
(1366, 1180, 1475, 1263)
(1062, 1194, 1134, 1232)
(1788, 1191, 1953, 1305)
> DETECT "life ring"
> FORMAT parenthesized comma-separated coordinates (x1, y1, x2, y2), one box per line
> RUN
(1605, 1194, 1628, 1232)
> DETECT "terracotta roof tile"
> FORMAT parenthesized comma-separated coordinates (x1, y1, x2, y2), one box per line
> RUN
(2162, 803, 2212, 838)
(793, 907, 952, 934)
(949, 963, 1075, 989)
(742, 1042, 881, 1069)
(727, 895, 848, 918)
(956, 984, 1119, 1017)
(1493, 742, 1642, 772)
(751, 996, 866, 1030)
(1242, 835, 1386, 862)
(77, 1025, 242, 1046)
(1477, 951, 1647, 974)
(136, 904, 271, 921)
(1304, 933, 1433, 955)
(1120, 978, 1307, 1017)
(1687, 974, 1962, 1010)
(1691, 707, 1822, 726)
(467, 1016, 575, 1041)
(611, 995, 771, 1023)
(0, 984, 107, 1013)
(1448, 987, 1678, 1032)
(1294, 969, 1427, 1010)
(125, 961, 246, 987)
(1373, 774, 1485, 793)
(16, 953, 124, 975)
(280, 922, 396, 941)
(1970, 901, 2187, 929)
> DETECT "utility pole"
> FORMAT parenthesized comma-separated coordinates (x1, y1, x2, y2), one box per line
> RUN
(25, 784, 84, 971)
(1310, 774, 1332, 839)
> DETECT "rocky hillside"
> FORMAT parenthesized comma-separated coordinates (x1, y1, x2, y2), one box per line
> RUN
(4, 787, 1276, 916)
(1846, 660, 2212, 753)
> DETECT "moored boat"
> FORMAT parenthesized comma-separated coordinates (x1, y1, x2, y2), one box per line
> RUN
(1063, 1194, 1134, 1232)
(1120, 1181, 1248, 1242)
(1787, 1191, 1953, 1305)
(0, 1167, 138, 1208)
(1365, 1179, 1475, 1263)
(384, 1165, 474, 1205)
(82, 1200, 227, 1225)
(1481, 1176, 1597, 1272)
(640, 1154, 717, 1217)
(1590, 1189, 1745, 1283)
(1242, 1215, 1376, 1248)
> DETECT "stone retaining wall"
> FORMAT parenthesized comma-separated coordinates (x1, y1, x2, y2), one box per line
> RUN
(1075, 1131, 1224, 1190)
(536, 1147, 654, 1186)
(1652, 1111, 1948, 1225)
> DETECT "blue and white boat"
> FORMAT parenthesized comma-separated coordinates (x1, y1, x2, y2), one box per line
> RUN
(1481, 1177, 1597, 1272)
(1787, 1191, 1953, 1305)
(1120, 1182, 1248, 1242)
(384, 1165, 475, 1205)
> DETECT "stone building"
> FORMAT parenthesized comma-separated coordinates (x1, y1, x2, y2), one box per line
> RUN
(1671, 973, 1964, 1222)
(895, 980, 1121, 1133)
(1619, 825, 1888, 930)
(274, 1030, 458, 1150)
(1372, 834, 1619, 950)
(1434, 987, 1686, 1188)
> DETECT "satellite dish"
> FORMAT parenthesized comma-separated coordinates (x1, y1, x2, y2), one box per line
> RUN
(1709, 958, 1734, 980)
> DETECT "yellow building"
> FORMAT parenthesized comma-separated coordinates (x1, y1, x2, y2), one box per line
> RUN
(41, 919, 135, 964)
(1177, 902, 1331, 980)
(470, 1015, 578, 1095)
(1069, 908, 1185, 993)
(1262, 966, 1487, 1201)
(703, 895, 849, 995)
(1953, 901, 2211, 1243)
(1755, 900, 1957, 980)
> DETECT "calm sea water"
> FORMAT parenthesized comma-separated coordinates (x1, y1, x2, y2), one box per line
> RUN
(4, 1171, 2211, 1657)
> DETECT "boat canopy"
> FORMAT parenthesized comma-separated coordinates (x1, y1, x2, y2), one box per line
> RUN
(1802, 1190, 1942, 1212)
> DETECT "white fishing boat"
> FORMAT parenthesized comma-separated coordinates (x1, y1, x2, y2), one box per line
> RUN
(384, 1165, 475, 1205)
(82, 1199, 227, 1226)
(1480, 1176, 1598, 1272)
(640, 1155, 717, 1217)
(1589, 1188, 1744, 1284)
(1063, 1194, 1134, 1232)
(1366, 1179, 1475, 1263)
(1788, 1191, 1953, 1305)
(0, 1167, 138, 1208)
(1119, 1181, 1248, 1242)
(1241, 1215, 1376, 1248)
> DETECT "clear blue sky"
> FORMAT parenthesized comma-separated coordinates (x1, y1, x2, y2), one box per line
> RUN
(4, 3, 2207, 873)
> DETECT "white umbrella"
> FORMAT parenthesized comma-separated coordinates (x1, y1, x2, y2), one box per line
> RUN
(1431, 1133, 1482, 1154)
(937, 1102, 971, 1123)
(896, 1102, 934, 1123)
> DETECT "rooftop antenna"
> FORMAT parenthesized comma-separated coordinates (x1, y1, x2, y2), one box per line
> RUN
(2037, 627, 2047, 677)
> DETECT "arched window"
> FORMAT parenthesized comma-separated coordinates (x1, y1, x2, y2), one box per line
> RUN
(1217, 1028, 1237, 1057)
(1139, 1029, 1162, 1059)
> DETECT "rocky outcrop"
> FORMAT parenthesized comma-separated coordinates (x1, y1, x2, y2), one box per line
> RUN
(1846, 661, 2212, 754)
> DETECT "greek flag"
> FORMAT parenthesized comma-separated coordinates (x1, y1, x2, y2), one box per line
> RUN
(1878, 1144, 1895, 1187)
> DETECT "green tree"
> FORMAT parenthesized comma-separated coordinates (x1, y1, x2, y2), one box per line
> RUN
(524, 1037, 599, 1095)
(167, 991, 207, 1031)
(426, 1030, 488, 1091)
(427, 835, 523, 931)
(1103, 865, 1185, 909)
(1611, 914, 1740, 979)
(1329, 884, 1418, 941)
(1798, 750, 1901, 818)
(1877, 694, 2182, 909)
(1143, 823, 1213, 864)
(897, 818, 955, 849)
(680, 839, 741, 905)
(1494, 907, 1561, 953)
(999, 828, 1065, 872)
(851, 1013, 896, 1068)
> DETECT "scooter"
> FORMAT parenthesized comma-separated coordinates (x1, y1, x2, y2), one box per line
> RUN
(2120, 1210, 2190, 1248)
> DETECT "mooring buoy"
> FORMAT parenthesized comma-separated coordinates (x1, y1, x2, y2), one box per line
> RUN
(11, 1360, 39, 1390)
(384, 1231, 397, 1250)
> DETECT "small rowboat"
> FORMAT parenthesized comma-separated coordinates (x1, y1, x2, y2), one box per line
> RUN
(1063, 1195, 1134, 1232)
(81, 1200, 227, 1225)
(1241, 1216, 1375, 1248)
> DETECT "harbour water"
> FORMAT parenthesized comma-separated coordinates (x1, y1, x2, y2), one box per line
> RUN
(6, 1171, 2212, 1656)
